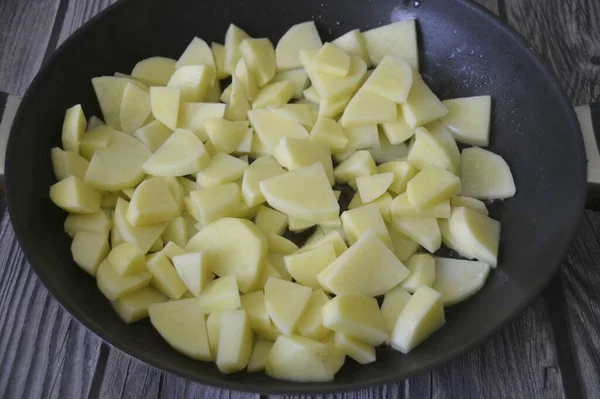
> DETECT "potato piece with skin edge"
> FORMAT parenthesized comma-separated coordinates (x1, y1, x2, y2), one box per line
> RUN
(363, 20, 418, 68)
(241, 291, 280, 340)
(276, 21, 323, 71)
(62, 104, 86, 153)
(247, 338, 274, 372)
(447, 207, 500, 267)
(242, 156, 286, 207)
(333, 150, 377, 184)
(224, 24, 251, 74)
(64, 210, 111, 237)
(51, 148, 89, 181)
(451, 196, 489, 216)
(167, 65, 214, 102)
(460, 147, 516, 200)
(339, 88, 397, 128)
(133, 120, 173, 153)
(143, 129, 210, 177)
(149, 299, 212, 361)
(216, 310, 254, 374)
(363, 55, 413, 103)
(264, 277, 312, 335)
(131, 56, 176, 86)
(309, 118, 348, 151)
(240, 38, 276, 87)
(107, 242, 145, 276)
(111, 286, 167, 324)
(127, 177, 178, 226)
(71, 231, 109, 276)
(322, 293, 388, 346)
(259, 163, 340, 223)
(401, 73, 448, 128)
(441, 96, 491, 146)
(432, 257, 491, 306)
(50, 176, 101, 214)
(177, 102, 226, 141)
(120, 83, 151, 134)
(332, 29, 369, 64)
(150, 86, 180, 130)
(377, 161, 416, 194)
(393, 216, 441, 254)
(284, 243, 336, 289)
(176, 37, 215, 71)
(381, 286, 412, 334)
(401, 253, 436, 293)
(334, 332, 376, 364)
(172, 252, 214, 297)
(271, 69, 309, 99)
(313, 43, 351, 77)
(356, 173, 393, 203)
(407, 167, 461, 209)
(296, 289, 331, 340)
(252, 81, 294, 109)
(254, 205, 288, 236)
(196, 153, 248, 188)
(186, 218, 267, 293)
(390, 286, 445, 354)
(272, 137, 334, 185)
(114, 198, 167, 254)
(97, 259, 152, 301)
(391, 193, 451, 219)
(248, 109, 309, 151)
(204, 119, 248, 154)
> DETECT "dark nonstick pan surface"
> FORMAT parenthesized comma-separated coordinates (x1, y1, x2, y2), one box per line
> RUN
(5, 0, 586, 394)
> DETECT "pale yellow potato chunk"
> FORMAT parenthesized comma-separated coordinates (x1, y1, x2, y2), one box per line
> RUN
(92, 76, 129, 130)
(273, 137, 334, 185)
(187, 183, 242, 224)
(143, 128, 210, 176)
(309, 118, 348, 151)
(64, 210, 111, 237)
(216, 310, 254, 374)
(339, 87, 397, 127)
(176, 37, 215, 71)
(441, 96, 491, 146)
(271, 69, 309, 99)
(62, 104, 86, 153)
(50, 176, 101, 214)
(313, 43, 351, 77)
(131, 56, 176, 86)
(400, 73, 448, 127)
(146, 253, 187, 299)
(334, 332, 376, 364)
(226, 75, 250, 121)
(276, 21, 322, 70)
(390, 286, 445, 353)
(268, 104, 313, 126)
(171, 252, 214, 297)
(287, 216, 316, 232)
(338, 125, 380, 155)
(149, 86, 180, 130)
(332, 29, 369, 64)
(79, 125, 112, 160)
(363, 55, 413, 103)
(71, 231, 109, 276)
(368, 132, 409, 164)
(163, 216, 189, 246)
(107, 242, 145, 276)
(247, 338, 274, 372)
(51, 148, 89, 181)
(381, 286, 411, 333)
(234, 58, 258, 100)
(377, 161, 416, 194)
(241, 156, 285, 207)
(381, 107, 415, 144)
(348, 191, 393, 223)
(460, 147, 516, 199)
(363, 20, 418, 68)
(388, 226, 420, 262)
(196, 153, 248, 188)
(302, 86, 321, 104)
(204, 119, 248, 154)
(407, 167, 461, 209)
(133, 120, 172, 153)
(240, 38, 276, 87)
(450, 196, 489, 215)
(210, 42, 228, 80)
(264, 277, 312, 335)
(241, 290, 279, 340)
(177, 102, 226, 141)
(432, 257, 491, 306)
(447, 206, 500, 267)
(252, 81, 294, 109)
(284, 243, 336, 289)
(97, 259, 152, 301)
(127, 177, 178, 226)
(224, 24, 251, 74)
(391, 193, 451, 219)
(120, 83, 151, 134)
(393, 216, 441, 253)
(401, 253, 436, 293)
(167, 65, 213, 102)
(356, 172, 393, 203)
(196, 276, 241, 313)
(303, 53, 367, 102)
(301, 230, 348, 257)
(248, 109, 309, 151)
(114, 198, 167, 253)
(333, 150, 377, 184)
(87, 115, 104, 130)
(254, 205, 288, 236)
(267, 234, 298, 254)
(149, 237, 164, 253)
(341, 203, 392, 248)
(111, 286, 167, 323)
(408, 127, 458, 174)
(295, 289, 331, 340)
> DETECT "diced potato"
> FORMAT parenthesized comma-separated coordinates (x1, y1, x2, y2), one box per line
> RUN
(368, 132, 409, 164)
(186, 218, 267, 293)
(334, 332, 375, 364)
(220, 83, 232, 103)
(131, 56, 176, 86)
(188, 184, 242, 224)
(276, 21, 322, 70)
(264, 277, 312, 335)
(50, 176, 101, 214)
(61, 104, 86, 153)
(273, 137, 334, 184)
(97, 259, 152, 301)
(101, 192, 121, 208)
(407, 128, 455, 174)
(234, 128, 254, 155)
(155, 241, 186, 261)
(340, 88, 397, 128)
(363, 20, 418, 68)
(114, 198, 167, 253)
(247, 338, 274, 372)
(284, 243, 336, 288)
(64, 210, 111, 237)
(146, 253, 187, 299)
(234, 58, 259, 99)
(133, 120, 172, 152)
(87, 115, 104, 131)
(333, 150, 377, 184)
(178, 102, 226, 140)
(406, 167, 461, 209)
(322, 293, 387, 346)
(363, 55, 413, 103)
(196, 153, 248, 188)
(162, 217, 189, 247)
(120, 83, 151, 134)
(79, 125, 113, 160)
(92, 76, 129, 129)
(381, 108, 415, 144)
(332, 29, 369, 64)
(268, 104, 312, 127)
(432, 257, 490, 306)
(450, 196, 489, 215)
(266, 335, 340, 382)
(216, 310, 254, 374)
(271, 69, 309, 99)
(171, 252, 213, 296)
(241, 156, 285, 207)
(176, 37, 215, 71)
(292, 289, 330, 340)
(313, 43, 351, 77)
(340, 125, 380, 154)
(204, 119, 247, 154)
(206, 311, 224, 356)
(111, 286, 167, 323)
(401, 253, 436, 293)
(197, 276, 241, 312)
(148, 298, 212, 360)
(377, 161, 416, 194)
(341, 204, 392, 248)
(251, 81, 293, 109)
(441, 96, 491, 146)
(226, 75, 250, 121)
(143, 128, 210, 176)
(224, 24, 251, 74)
(401, 73, 448, 127)
(211, 42, 229, 79)
(304, 53, 367, 102)
(447, 207, 500, 267)
(309, 118, 348, 151)
(111, 220, 125, 247)
(460, 147, 516, 199)
(248, 109, 309, 151)
(348, 191, 393, 223)
(71, 231, 109, 276)
(393, 216, 441, 253)
(356, 172, 393, 203)
(149, 86, 180, 130)
(391, 193, 451, 219)
(267, 234, 297, 255)
(390, 286, 445, 353)
(51, 148, 89, 181)
(239, 38, 276, 87)
(287, 216, 316, 232)
(241, 290, 280, 340)
(388, 226, 420, 262)
(127, 178, 178, 226)
(107, 242, 145, 276)
(168, 65, 213, 102)
(381, 286, 411, 333)
(301, 230, 348, 257)
(303, 86, 321, 104)
(259, 163, 340, 223)
(253, 205, 287, 236)
(318, 230, 407, 297)
(426, 121, 461, 171)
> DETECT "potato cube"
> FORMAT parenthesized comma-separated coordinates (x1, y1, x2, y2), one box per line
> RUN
(247, 338, 274, 372)
(388, 227, 420, 262)
(381, 286, 411, 333)
(114, 198, 167, 254)
(450, 196, 489, 215)
(71, 231, 109, 276)
(176, 36, 215, 70)
(339, 124, 379, 154)
(284, 243, 336, 288)
(97, 259, 152, 301)
(332, 29, 369, 64)
(120, 83, 151, 134)
(224, 24, 251, 74)
(268, 104, 313, 126)
(107, 242, 145, 276)
(187, 183, 242, 224)
(309, 118, 348, 151)
(304, 53, 367, 102)
(234, 58, 259, 99)
(460, 147, 516, 199)
(406, 167, 461, 209)
(149, 86, 180, 130)
(241, 290, 280, 340)
(64, 210, 111, 237)
(368, 132, 409, 164)
(211, 42, 229, 79)
(143, 129, 210, 177)
(377, 161, 416, 194)
(363, 20, 418, 68)
(333, 150, 377, 184)
(273, 137, 334, 184)
(348, 191, 392, 223)
(401, 253, 436, 293)
(51, 148, 89, 181)
(313, 43, 351, 77)
(264, 277, 312, 335)
(204, 119, 248, 154)
(271, 69, 309, 99)
(334, 332, 375, 364)
(381, 108, 415, 144)
(79, 125, 112, 160)
(393, 216, 441, 253)
(127, 177, 179, 226)
(162, 216, 190, 248)
(197, 276, 241, 312)
(267, 234, 298, 254)
(239, 38, 276, 87)
(111, 286, 167, 323)
(391, 193, 451, 219)
(276, 21, 322, 70)
(301, 230, 348, 257)
(50, 176, 101, 214)
(356, 173, 393, 203)
(254, 205, 288, 235)
(91, 76, 128, 130)
(248, 109, 309, 151)
(363, 55, 413, 103)
(296, 289, 331, 340)
(341, 204, 392, 248)
(133, 121, 173, 152)
(447, 207, 500, 267)
(177, 102, 226, 140)
(84, 146, 149, 192)
(441, 96, 491, 146)
(131, 56, 176, 86)
(206, 311, 223, 356)
(147, 254, 187, 299)
(216, 310, 254, 374)
(407, 127, 458, 174)
(400, 73, 448, 127)
(432, 257, 491, 306)
(340, 88, 397, 128)
(171, 252, 214, 297)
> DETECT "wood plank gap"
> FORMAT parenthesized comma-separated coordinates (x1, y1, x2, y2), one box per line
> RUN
(496, 0, 507, 21)
(42, 0, 70, 64)
(86, 342, 110, 399)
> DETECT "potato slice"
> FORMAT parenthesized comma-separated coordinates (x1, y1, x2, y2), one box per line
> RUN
(322, 293, 387, 346)
(143, 128, 209, 176)
(391, 193, 451, 219)
(377, 161, 416, 194)
(131, 56, 176, 86)
(71, 231, 109, 276)
(127, 177, 178, 226)
(401, 73, 448, 127)
(333, 150, 377, 184)
(252, 81, 294, 109)
(114, 198, 167, 253)
(196, 153, 248, 188)
(393, 216, 441, 253)
(296, 289, 331, 340)
(313, 43, 351, 77)
(304, 53, 367, 102)
(247, 338, 274, 372)
(368, 132, 409, 164)
(248, 109, 309, 151)
(186, 218, 267, 293)
(318, 230, 407, 297)
(51, 148, 89, 181)
(149, 86, 180, 130)
(432, 257, 490, 306)
(460, 147, 516, 199)
(273, 137, 334, 185)
(204, 119, 247, 154)
(447, 207, 500, 267)
(133, 120, 172, 152)
(356, 172, 393, 203)
(334, 332, 376, 364)
(254, 206, 288, 236)
(264, 277, 312, 335)
(301, 230, 348, 257)
(341, 204, 392, 248)
(216, 310, 254, 374)
(276, 21, 322, 70)
(64, 210, 111, 237)
(309, 118, 348, 151)
(259, 163, 340, 223)
(363, 20, 418, 68)
(407, 167, 461, 209)
(271, 69, 309, 99)
(171, 252, 214, 297)
(120, 83, 151, 134)
(240, 38, 276, 87)
(111, 286, 167, 323)
(339, 88, 397, 127)
(284, 243, 336, 288)
(381, 108, 415, 144)
(390, 286, 445, 354)
(107, 242, 145, 276)
(363, 55, 413, 103)
(241, 156, 286, 207)
(450, 196, 489, 215)
(50, 176, 101, 214)
(266, 335, 339, 382)
(92, 76, 129, 129)
(178, 102, 226, 140)
(176, 37, 215, 71)
(388, 227, 420, 262)
(167, 65, 213, 102)
(211, 42, 229, 79)
(61, 104, 86, 153)
(401, 253, 436, 293)
(332, 29, 369, 64)
(381, 286, 411, 333)
(97, 259, 152, 301)
(187, 183, 242, 224)
(224, 24, 251, 74)
(441, 96, 491, 146)
(241, 290, 280, 340)
(148, 298, 212, 360)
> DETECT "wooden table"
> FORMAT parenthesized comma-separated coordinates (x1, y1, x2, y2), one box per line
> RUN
(0, 0, 599, 398)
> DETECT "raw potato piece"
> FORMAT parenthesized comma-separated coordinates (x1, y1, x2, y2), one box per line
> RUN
(242, 156, 286, 207)
(172, 252, 214, 296)
(318, 230, 408, 297)
(176, 37, 215, 71)
(432, 257, 491, 306)
(389, 227, 420, 262)
(188, 184, 241, 224)
(205, 119, 248, 154)
(381, 108, 415, 144)
(272, 69, 310, 99)
(305, 54, 367, 102)
(127, 178, 178, 226)
(441, 96, 491, 146)
(408, 127, 458, 174)
(284, 243, 337, 288)
(341, 204, 392, 248)
(332, 29, 369, 64)
(390, 286, 445, 354)
(224, 24, 251, 74)
(273, 137, 334, 185)
(309, 118, 348, 151)
(447, 207, 500, 267)
(97, 259, 152, 301)
(197, 276, 241, 313)
(226, 75, 250, 121)
(356, 173, 393, 203)
(143, 129, 210, 176)
(107, 242, 145, 276)
(378, 161, 416, 194)
(348, 192, 393, 223)
(268, 234, 298, 254)
(381, 286, 411, 333)
(212, 42, 229, 79)
(92, 76, 128, 129)
(313, 43, 351, 77)
(269, 104, 313, 126)
(259, 163, 340, 223)
(178, 103, 226, 140)
(401, 73, 448, 127)
(339, 88, 397, 127)
(334, 332, 376, 364)
(296, 289, 331, 340)
(114, 198, 167, 253)
(401, 253, 436, 293)
(50, 176, 101, 214)
(111, 286, 167, 323)
(150, 87, 180, 130)
(134, 121, 173, 152)
(240, 38, 276, 87)
(391, 193, 451, 219)
(131, 56, 176, 86)
(62, 104, 86, 153)
(147, 254, 187, 299)
(241, 291, 279, 340)
(186, 218, 267, 293)
(333, 150, 377, 184)
(247, 338, 274, 372)
(196, 153, 247, 188)
(71, 231, 109, 276)
(51, 148, 89, 181)
(120, 83, 151, 134)
(149, 299, 212, 360)
(264, 277, 312, 335)
(64, 210, 111, 237)
(363, 55, 413, 103)
(254, 206, 288, 235)
(407, 167, 461, 209)
(234, 59, 259, 100)
(252, 81, 294, 109)
(393, 216, 441, 253)
(363, 20, 418, 68)
(248, 109, 309, 151)
(168, 65, 213, 102)
(369, 132, 409, 164)
(301, 231, 348, 257)
(216, 310, 254, 374)
(276, 21, 323, 70)
(451, 196, 489, 215)
(460, 147, 516, 199)
(79, 125, 113, 160)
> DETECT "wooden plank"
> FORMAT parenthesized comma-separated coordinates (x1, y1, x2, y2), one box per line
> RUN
(0, 0, 61, 95)
(57, 0, 117, 46)
(159, 373, 260, 399)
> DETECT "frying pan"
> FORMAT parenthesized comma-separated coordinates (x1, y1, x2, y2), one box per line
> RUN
(0, 0, 596, 394)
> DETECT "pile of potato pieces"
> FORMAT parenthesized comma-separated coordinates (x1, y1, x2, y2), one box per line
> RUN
(49, 18, 517, 382)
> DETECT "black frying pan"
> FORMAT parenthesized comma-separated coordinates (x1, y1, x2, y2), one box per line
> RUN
(1, 0, 594, 394)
